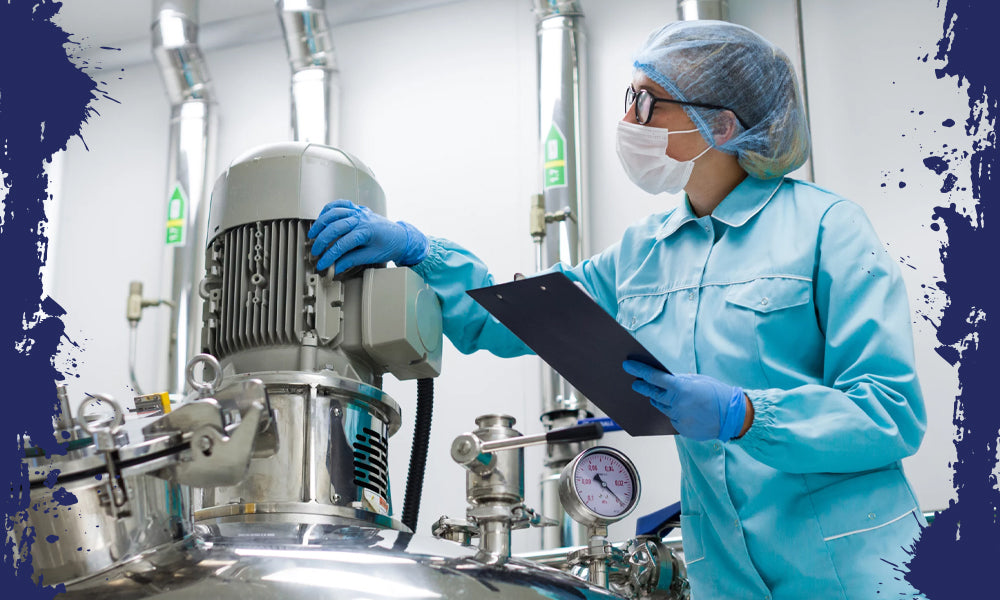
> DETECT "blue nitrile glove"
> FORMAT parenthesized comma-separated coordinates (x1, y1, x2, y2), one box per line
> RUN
(307, 199, 429, 274)
(623, 360, 747, 441)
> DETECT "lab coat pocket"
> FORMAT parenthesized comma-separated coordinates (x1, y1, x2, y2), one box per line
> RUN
(724, 276, 820, 388)
(807, 469, 923, 595)
(678, 513, 706, 565)
(724, 276, 811, 314)
(808, 468, 920, 542)
(617, 293, 668, 332)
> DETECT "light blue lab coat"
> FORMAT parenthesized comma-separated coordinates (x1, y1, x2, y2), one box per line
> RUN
(411, 176, 926, 599)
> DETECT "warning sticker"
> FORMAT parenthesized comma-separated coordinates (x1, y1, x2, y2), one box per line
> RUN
(543, 122, 567, 189)
(166, 185, 186, 246)
(363, 489, 390, 516)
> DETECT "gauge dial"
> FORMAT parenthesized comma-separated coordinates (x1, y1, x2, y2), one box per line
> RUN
(573, 451, 635, 518)
(559, 447, 641, 526)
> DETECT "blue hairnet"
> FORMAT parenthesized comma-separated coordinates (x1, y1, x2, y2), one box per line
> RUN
(633, 20, 810, 179)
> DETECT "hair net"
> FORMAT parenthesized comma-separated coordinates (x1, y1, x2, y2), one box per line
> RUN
(633, 20, 810, 179)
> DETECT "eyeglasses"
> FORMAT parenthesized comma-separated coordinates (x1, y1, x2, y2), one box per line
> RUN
(625, 85, 749, 130)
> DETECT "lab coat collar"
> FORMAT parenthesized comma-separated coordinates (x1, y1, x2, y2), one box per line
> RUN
(656, 176, 785, 240)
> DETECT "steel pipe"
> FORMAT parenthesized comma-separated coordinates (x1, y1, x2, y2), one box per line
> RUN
(275, 0, 339, 144)
(152, 0, 218, 396)
(532, 0, 591, 550)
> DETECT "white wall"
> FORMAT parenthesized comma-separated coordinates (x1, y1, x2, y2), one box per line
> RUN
(50, 0, 963, 552)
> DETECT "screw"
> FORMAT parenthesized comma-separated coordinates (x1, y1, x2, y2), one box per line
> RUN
(198, 435, 214, 455)
(332, 493, 342, 503)
(332, 407, 342, 418)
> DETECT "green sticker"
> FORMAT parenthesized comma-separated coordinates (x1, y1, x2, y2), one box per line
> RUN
(543, 123, 567, 189)
(166, 185, 186, 246)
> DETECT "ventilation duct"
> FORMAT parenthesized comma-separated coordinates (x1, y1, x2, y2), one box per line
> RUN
(152, 0, 218, 395)
(532, 0, 591, 551)
(275, 0, 339, 144)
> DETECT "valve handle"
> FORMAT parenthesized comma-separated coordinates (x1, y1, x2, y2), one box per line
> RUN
(545, 421, 604, 445)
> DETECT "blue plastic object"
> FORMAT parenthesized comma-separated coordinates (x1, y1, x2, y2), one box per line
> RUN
(635, 501, 682, 537)
(576, 417, 623, 433)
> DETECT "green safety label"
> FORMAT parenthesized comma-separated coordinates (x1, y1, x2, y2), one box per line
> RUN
(165, 185, 186, 246)
(543, 123, 567, 189)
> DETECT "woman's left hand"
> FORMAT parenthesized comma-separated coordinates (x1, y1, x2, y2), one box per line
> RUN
(623, 360, 748, 441)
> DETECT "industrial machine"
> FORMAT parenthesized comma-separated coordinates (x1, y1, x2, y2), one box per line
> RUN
(16, 143, 689, 599)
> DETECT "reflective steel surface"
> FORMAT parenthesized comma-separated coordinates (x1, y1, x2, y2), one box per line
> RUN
(195, 372, 403, 528)
(60, 524, 622, 600)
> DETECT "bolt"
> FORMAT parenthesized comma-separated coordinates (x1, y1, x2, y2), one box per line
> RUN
(198, 435, 214, 455)
(332, 407, 342, 418)
(332, 493, 342, 504)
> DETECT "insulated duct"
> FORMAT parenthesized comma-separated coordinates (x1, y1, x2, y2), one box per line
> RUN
(152, 0, 218, 395)
(275, 0, 339, 145)
(532, 0, 591, 550)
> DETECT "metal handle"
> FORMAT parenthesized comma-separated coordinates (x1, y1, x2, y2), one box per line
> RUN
(186, 353, 223, 394)
(76, 394, 124, 435)
(480, 422, 604, 453)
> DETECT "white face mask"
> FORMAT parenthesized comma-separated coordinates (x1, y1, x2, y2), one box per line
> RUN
(615, 120, 712, 194)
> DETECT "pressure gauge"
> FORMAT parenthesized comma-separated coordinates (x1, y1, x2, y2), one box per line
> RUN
(558, 446, 641, 527)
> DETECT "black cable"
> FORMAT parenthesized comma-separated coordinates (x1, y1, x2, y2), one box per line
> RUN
(400, 377, 433, 533)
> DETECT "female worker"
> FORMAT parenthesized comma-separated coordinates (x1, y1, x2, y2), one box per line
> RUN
(307, 20, 926, 600)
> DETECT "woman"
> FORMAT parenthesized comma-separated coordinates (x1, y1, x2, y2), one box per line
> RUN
(308, 20, 926, 600)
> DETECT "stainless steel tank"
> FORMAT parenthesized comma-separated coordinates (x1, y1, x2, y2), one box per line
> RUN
(58, 523, 622, 599)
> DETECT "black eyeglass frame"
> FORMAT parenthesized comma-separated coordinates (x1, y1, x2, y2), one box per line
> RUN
(626, 85, 750, 130)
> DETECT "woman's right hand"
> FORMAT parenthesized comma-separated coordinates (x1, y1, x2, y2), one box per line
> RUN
(307, 199, 428, 274)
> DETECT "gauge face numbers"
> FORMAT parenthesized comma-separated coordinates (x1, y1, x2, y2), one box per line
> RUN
(573, 451, 635, 519)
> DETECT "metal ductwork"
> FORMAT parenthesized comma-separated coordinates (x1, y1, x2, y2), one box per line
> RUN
(676, 0, 729, 21)
(531, 0, 591, 550)
(152, 0, 218, 395)
(275, 0, 339, 145)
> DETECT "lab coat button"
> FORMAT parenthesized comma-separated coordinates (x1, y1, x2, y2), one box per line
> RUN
(868, 512, 876, 520)
(631, 317, 637, 326)
(713, 442, 722, 452)
(688, 292, 695, 301)
(760, 297, 769, 306)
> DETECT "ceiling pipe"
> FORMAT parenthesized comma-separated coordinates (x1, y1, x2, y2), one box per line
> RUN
(792, 0, 815, 182)
(531, 0, 592, 551)
(676, 0, 729, 21)
(152, 0, 218, 395)
(275, 0, 339, 145)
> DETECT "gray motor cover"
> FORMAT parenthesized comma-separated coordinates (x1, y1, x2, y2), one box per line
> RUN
(207, 142, 386, 241)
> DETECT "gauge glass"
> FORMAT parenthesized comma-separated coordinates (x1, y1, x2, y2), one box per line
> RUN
(573, 450, 636, 518)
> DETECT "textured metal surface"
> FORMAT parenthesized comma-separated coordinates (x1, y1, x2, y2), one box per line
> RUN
(202, 219, 313, 358)
(58, 523, 622, 600)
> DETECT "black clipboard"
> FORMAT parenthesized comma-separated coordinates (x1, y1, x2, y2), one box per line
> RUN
(467, 272, 677, 436)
